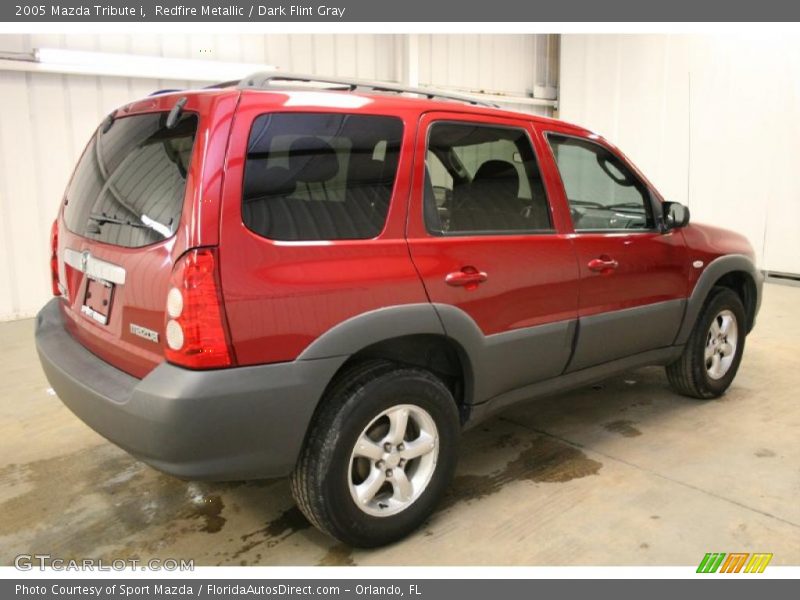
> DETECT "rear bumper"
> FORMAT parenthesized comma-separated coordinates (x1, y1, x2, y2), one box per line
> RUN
(35, 298, 344, 480)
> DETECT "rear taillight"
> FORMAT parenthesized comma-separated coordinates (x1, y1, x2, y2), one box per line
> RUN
(164, 248, 234, 369)
(50, 219, 61, 297)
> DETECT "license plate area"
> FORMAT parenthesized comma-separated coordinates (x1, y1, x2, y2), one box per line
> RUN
(81, 277, 114, 325)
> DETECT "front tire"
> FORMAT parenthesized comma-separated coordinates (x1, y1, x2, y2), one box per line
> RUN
(666, 287, 747, 399)
(290, 360, 460, 547)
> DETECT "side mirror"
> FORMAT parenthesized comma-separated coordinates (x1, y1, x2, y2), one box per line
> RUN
(662, 201, 690, 231)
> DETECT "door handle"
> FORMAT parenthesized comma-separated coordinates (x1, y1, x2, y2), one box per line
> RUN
(445, 267, 488, 290)
(587, 256, 619, 273)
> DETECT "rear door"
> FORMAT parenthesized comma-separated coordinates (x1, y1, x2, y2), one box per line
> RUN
(406, 111, 580, 403)
(537, 125, 689, 371)
(54, 91, 237, 378)
(216, 92, 428, 367)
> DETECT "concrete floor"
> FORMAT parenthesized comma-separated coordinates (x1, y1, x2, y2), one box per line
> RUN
(1, 282, 799, 566)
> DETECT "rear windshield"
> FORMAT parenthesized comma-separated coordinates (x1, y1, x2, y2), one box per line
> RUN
(63, 112, 198, 248)
(242, 113, 403, 241)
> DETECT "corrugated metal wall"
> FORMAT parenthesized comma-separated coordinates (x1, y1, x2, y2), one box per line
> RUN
(416, 34, 559, 102)
(0, 33, 559, 321)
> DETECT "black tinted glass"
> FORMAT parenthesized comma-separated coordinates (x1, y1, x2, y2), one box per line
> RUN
(424, 122, 552, 235)
(243, 113, 403, 241)
(64, 112, 197, 248)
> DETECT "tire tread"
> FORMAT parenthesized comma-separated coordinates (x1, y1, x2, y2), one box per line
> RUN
(290, 359, 396, 537)
(666, 286, 745, 399)
(291, 360, 458, 546)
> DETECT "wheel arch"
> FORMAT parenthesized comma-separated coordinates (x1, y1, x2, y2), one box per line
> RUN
(675, 254, 763, 344)
(298, 304, 476, 423)
(714, 270, 759, 334)
(330, 334, 473, 423)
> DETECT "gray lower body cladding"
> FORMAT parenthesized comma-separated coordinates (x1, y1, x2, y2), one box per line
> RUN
(435, 299, 685, 405)
(466, 345, 684, 428)
(35, 298, 344, 481)
(567, 299, 686, 372)
(34, 268, 749, 480)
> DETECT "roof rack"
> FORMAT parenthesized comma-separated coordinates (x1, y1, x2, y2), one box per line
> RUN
(204, 79, 241, 89)
(149, 88, 184, 96)
(236, 72, 499, 108)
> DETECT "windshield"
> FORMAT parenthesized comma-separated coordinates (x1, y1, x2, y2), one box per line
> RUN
(63, 112, 198, 248)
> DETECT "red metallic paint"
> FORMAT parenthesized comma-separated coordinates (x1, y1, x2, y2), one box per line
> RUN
(533, 121, 690, 318)
(406, 111, 580, 334)
(51, 87, 752, 378)
(681, 223, 757, 289)
(55, 90, 238, 377)
(217, 91, 428, 366)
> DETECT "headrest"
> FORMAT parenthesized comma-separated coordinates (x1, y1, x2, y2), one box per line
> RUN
(350, 157, 389, 185)
(244, 165, 296, 201)
(473, 160, 519, 183)
(288, 136, 339, 183)
(472, 159, 521, 199)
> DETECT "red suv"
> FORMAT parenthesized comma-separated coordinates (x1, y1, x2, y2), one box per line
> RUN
(36, 74, 762, 547)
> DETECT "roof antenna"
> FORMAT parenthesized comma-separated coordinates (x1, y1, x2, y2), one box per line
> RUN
(166, 97, 188, 129)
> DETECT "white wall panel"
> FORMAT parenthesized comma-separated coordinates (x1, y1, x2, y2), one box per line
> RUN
(0, 33, 557, 320)
(560, 34, 800, 275)
(416, 34, 558, 109)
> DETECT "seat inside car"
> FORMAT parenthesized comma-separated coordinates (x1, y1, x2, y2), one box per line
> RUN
(243, 137, 389, 240)
(451, 159, 525, 231)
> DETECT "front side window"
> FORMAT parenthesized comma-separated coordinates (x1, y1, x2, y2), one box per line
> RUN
(242, 113, 403, 241)
(547, 134, 654, 231)
(64, 112, 197, 248)
(424, 122, 552, 235)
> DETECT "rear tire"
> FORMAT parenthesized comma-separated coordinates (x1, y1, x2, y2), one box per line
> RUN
(666, 287, 746, 399)
(290, 360, 460, 547)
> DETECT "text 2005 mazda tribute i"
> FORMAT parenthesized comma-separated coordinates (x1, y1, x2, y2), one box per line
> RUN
(35, 73, 762, 547)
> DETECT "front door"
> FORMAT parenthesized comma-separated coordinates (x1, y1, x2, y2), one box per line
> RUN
(539, 127, 689, 371)
(406, 112, 580, 403)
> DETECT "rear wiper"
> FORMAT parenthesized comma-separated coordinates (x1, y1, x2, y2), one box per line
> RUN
(89, 212, 172, 239)
(88, 213, 149, 230)
(140, 214, 172, 238)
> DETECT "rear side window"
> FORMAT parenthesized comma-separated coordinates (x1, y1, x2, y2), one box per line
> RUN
(424, 122, 552, 235)
(64, 112, 197, 248)
(242, 113, 403, 241)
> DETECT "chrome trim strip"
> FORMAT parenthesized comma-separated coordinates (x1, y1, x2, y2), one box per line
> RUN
(64, 248, 126, 285)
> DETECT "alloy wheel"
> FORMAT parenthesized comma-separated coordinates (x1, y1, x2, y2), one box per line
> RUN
(705, 309, 739, 380)
(348, 404, 439, 517)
